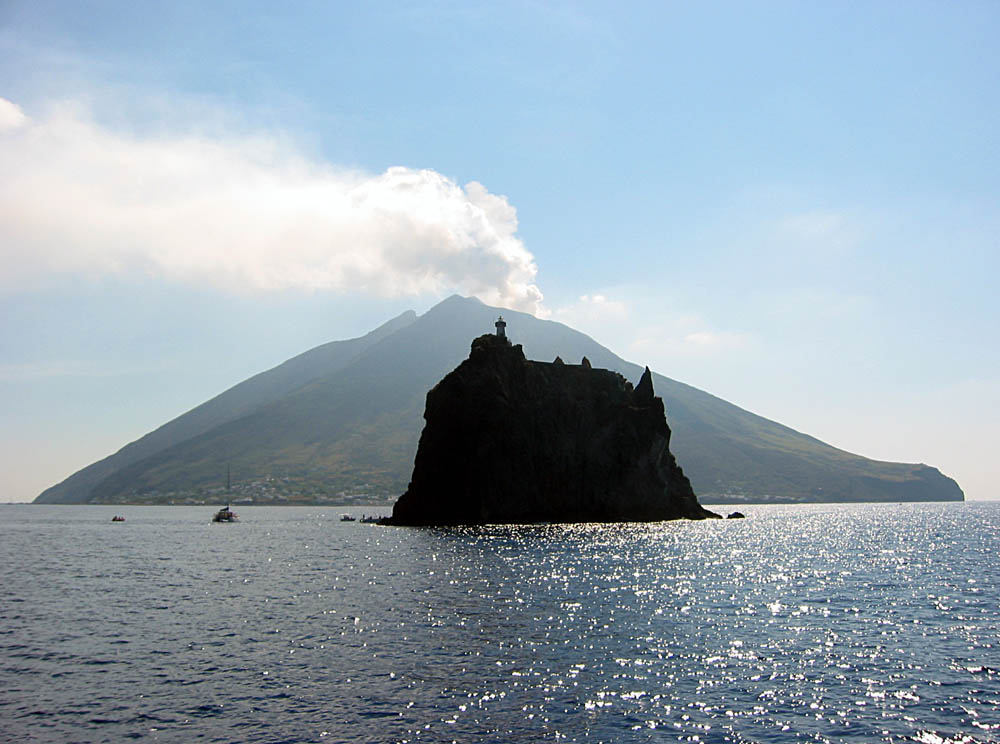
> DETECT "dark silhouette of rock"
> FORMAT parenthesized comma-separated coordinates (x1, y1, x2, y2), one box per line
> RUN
(553, 356, 564, 365)
(635, 366, 654, 401)
(726, 511, 746, 519)
(385, 333, 718, 525)
(581, 356, 592, 369)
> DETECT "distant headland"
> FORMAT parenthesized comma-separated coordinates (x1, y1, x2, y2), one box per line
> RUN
(383, 319, 718, 525)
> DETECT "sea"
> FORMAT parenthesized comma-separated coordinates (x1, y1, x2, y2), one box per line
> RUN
(1, 502, 998, 744)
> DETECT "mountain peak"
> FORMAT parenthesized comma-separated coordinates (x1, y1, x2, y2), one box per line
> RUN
(432, 294, 482, 310)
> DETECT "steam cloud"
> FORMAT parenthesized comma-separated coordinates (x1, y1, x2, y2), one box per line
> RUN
(0, 98, 543, 312)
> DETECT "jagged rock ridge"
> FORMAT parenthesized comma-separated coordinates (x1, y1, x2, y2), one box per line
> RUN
(386, 333, 718, 525)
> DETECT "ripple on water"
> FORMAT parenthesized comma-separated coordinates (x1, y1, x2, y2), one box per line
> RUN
(0, 502, 998, 742)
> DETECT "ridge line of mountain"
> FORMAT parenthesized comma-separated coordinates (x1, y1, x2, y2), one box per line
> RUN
(34, 309, 418, 504)
(35, 295, 963, 505)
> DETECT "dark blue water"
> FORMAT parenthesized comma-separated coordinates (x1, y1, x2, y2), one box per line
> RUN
(1, 502, 998, 743)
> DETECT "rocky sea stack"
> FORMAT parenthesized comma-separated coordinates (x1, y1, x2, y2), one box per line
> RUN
(385, 328, 718, 525)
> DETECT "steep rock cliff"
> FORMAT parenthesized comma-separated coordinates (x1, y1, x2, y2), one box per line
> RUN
(386, 333, 717, 525)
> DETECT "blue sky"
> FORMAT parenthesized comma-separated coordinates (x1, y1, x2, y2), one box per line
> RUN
(1, 1, 997, 502)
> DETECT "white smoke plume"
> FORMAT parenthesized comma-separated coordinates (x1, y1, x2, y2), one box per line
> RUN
(0, 98, 543, 313)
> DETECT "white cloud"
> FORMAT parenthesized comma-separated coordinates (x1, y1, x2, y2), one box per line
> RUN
(554, 290, 751, 363)
(554, 293, 626, 321)
(0, 99, 28, 132)
(628, 328, 751, 359)
(0, 97, 543, 313)
(683, 332, 724, 346)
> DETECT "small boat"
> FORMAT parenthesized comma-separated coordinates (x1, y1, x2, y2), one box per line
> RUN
(212, 464, 239, 522)
(340, 514, 356, 522)
(111, 515, 125, 522)
(213, 504, 239, 523)
(359, 515, 380, 524)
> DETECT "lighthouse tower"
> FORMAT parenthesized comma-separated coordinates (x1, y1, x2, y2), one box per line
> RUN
(495, 315, 507, 339)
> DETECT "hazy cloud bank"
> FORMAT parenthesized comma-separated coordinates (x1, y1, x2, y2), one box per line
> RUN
(0, 98, 543, 313)
(554, 292, 751, 362)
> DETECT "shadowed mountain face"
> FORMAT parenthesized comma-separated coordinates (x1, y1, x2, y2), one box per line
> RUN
(36, 295, 964, 505)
